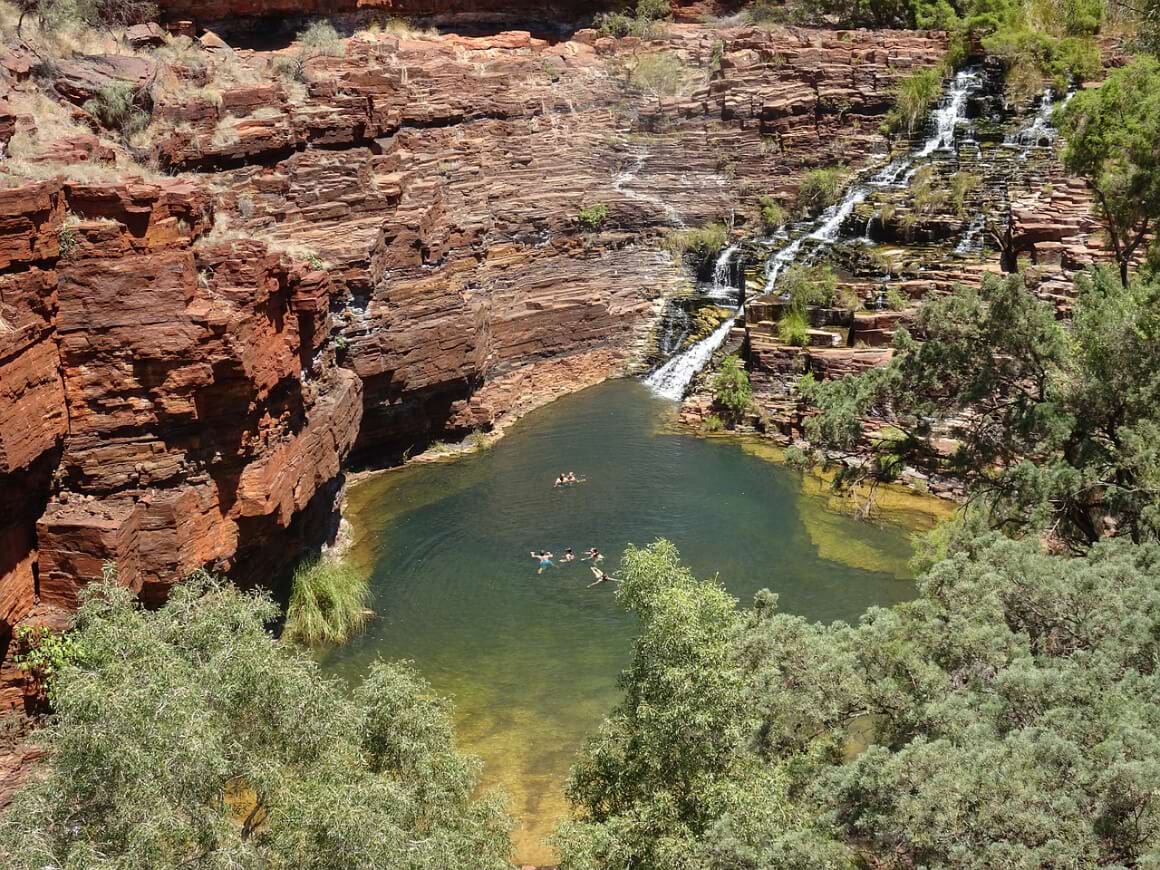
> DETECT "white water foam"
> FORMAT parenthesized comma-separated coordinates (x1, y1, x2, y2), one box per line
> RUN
(645, 69, 986, 401)
(644, 313, 738, 400)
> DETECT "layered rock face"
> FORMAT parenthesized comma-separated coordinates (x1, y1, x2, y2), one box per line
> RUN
(152, 24, 947, 456)
(0, 21, 949, 707)
(0, 177, 359, 708)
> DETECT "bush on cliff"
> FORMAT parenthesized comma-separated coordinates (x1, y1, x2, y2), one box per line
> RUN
(0, 572, 512, 868)
(882, 67, 944, 136)
(627, 50, 686, 96)
(82, 82, 150, 139)
(577, 202, 610, 231)
(663, 222, 729, 268)
(795, 166, 847, 218)
(284, 557, 374, 648)
(595, 0, 672, 38)
(712, 355, 752, 421)
(13, 0, 157, 35)
(758, 195, 789, 232)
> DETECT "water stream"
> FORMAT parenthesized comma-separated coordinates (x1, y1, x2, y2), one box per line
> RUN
(329, 380, 940, 863)
(760, 68, 984, 297)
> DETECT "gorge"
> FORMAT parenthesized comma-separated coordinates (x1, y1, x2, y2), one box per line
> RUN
(1, 0, 1155, 865)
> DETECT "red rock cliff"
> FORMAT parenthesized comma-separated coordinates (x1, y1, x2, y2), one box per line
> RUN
(0, 21, 947, 708)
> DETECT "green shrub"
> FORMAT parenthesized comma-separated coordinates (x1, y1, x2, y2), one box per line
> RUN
(271, 53, 307, 83)
(778, 309, 810, 347)
(82, 83, 149, 138)
(882, 68, 943, 136)
(595, 0, 671, 38)
(663, 222, 729, 267)
(298, 20, 345, 56)
(284, 558, 372, 647)
(983, 29, 1101, 99)
(795, 166, 847, 217)
(629, 51, 686, 95)
(18, 0, 158, 34)
(746, 0, 783, 23)
(702, 413, 725, 432)
(950, 171, 981, 217)
(758, 195, 789, 232)
(578, 202, 610, 231)
(885, 286, 909, 310)
(58, 215, 79, 259)
(635, 0, 672, 20)
(712, 355, 752, 420)
(14, 623, 89, 704)
(595, 11, 636, 36)
(781, 263, 837, 312)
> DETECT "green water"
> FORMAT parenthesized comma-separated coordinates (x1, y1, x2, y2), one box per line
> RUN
(327, 379, 929, 863)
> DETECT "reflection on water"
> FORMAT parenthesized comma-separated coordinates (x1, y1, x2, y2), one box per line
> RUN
(327, 380, 943, 864)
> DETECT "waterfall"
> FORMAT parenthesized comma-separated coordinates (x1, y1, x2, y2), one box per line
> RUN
(760, 67, 984, 294)
(644, 313, 738, 400)
(917, 68, 981, 157)
(713, 244, 739, 289)
(954, 213, 985, 254)
(643, 68, 986, 402)
(1012, 87, 1073, 158)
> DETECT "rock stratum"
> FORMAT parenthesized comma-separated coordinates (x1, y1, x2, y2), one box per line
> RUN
(0, 20, 950, 709)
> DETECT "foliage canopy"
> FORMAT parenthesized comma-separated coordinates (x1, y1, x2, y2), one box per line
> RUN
(0, 573, 512, 869)
(556, 535, 1160, 868)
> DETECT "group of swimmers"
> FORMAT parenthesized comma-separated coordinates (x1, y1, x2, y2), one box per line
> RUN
(529, 547, 616, 586)
(553, 472, 586, 487)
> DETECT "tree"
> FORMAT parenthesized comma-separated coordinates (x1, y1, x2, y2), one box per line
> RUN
(799, 269, 1160, 549)
(712, 355, 752, 421)
(0, 573, 512, 869)
(16, 0, 157, 35)
(1059, 56, 1160, 286)
(556, 541, 751, 867)
(557, 534, 1160, 867)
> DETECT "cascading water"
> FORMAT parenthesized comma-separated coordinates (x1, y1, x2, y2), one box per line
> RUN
(1011, 87, 1073, 158)
(954, 213, 985, 254)
(713, 244, 739, 290)
(917, 68, 982, 157)
(644, 314, 738, 400)
(645, 68, 985, 401)
(761, 67, 984, 294)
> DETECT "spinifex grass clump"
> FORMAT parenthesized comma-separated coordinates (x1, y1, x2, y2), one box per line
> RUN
(284, 558, 373, 647)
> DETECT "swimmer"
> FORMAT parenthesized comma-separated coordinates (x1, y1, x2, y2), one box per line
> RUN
(588, 566, 619, 587)
(531, 550, 555, 574)
(562, 547, 575, 563)
(583, 547, 604, 565)
(565, 472, 577, 484)
(554, 475, 566, 488)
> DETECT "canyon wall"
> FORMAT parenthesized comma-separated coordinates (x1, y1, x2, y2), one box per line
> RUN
(0, 21, 947, 708)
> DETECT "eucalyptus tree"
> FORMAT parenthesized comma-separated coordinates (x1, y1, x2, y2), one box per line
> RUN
(1059, 56, 1160, 287)
(0, 573, 512, 869)
(799, 269, 1160, 549)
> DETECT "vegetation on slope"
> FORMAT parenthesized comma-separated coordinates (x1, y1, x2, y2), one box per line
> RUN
(0, 573, 512, 868)
(283, 557, 373, 648)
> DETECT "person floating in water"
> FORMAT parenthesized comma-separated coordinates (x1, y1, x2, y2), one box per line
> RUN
(562, 547, 575, 563)
(588, 566, 619, 587)
(554, 474, 566, 488)
(583, 547, 603, 565)
(531, 550, 555, 574)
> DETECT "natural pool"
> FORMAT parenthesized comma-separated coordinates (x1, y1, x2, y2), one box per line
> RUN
(325, 379, 945, 864)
